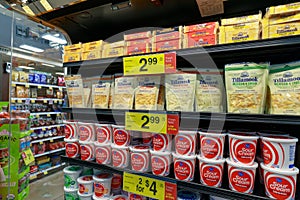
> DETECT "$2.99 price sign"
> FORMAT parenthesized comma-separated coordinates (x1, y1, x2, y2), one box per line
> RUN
(123, 172, 177, 200)
(125, 111, 179, 135)
(123, 52, 176, 76)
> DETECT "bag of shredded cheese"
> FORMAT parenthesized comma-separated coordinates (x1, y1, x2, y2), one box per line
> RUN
(135, 76, 161, 110)
(65, 75, 85, 108)
(196, 69, 225, 112)
(268, 61, 300, 115)
(92, 79, 111, 109)
(225, 62, 269, 114)
(113, 76, 137, 109)
(165, 73, 197, 111)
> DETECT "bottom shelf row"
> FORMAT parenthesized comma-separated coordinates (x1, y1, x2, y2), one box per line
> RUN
(61, 156, 272, 200)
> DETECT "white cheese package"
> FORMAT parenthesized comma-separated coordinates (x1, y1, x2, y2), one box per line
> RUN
(65, 75, 85, 108)
(196, 69, 225, 112)
(268, 61, 300, 115)
(135, 76, 161, 110)
(92, 81, 111, 109)
(225, 63, 269, 114)
(113, 76, 137, 109)
(165, 73, 197, 111)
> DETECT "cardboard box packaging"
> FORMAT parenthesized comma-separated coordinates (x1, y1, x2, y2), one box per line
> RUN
(153, 26, 183, 42)
(183, 34, 217, 48)
(82, 40, 105, 52)
(221, 13, 262, 26)
(263, 22, 300, 39)
(82, 50, 102, 60)
(63, 52, 81, 62)
(124, 31, 152, 41)
(64, 43, 82, 51)
(126, 39, 152, 55)
(152, 39, 182, 52)
(184, 22, 219, 34)
(265, 2, 300, 18)
(102, 47, 125, 58)
(103, 41, 126, 49)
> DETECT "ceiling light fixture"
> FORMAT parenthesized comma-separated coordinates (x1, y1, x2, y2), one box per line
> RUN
(19, 44, 44, 53)
(111, 0, 131, 11)
(42, 34, 67, 45)
(42, 63, 55, 67)
(18, 66, 35, 70)
(55, 72, 64, 75)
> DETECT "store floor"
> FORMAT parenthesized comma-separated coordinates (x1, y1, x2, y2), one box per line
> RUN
(27, 171, 64, 200)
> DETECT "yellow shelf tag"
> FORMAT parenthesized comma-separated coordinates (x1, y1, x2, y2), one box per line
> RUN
(25, 84, 30, 88)
(125, 111, 179, 135)
(44, 171, 48, 175)
(50, 139, 54, 143)
(49, 87, 53, 90)
(12, 83, 16, 87)
(43, 100, 47, 103)
(123, 52, 176, 76)
(30, 175, 37, 180)
(11, 100, 16, 103)
(38, 86, 42, 89)
(17, 99, 22, 103)
(47, 114, 51, 117)
(54, 100, 58, 104)
(22, 149, 35, 166)
(40, 0, 53, 11)
(39, 141, 43, 145)
(31, 100, 36, 103)
(42, 128, 46, 131)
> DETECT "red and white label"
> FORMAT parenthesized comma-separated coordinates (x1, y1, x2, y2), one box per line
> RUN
(228, 166, 255, 193)
(175, 134, 195, 155)
(153, 134, 169, 151)
(151, 156, 169, 176)
(200, 163, 223, 187)
(112, 149, 128, 168)
(131, 152, 149, 172)
(129, 193, 146, 200)
(111, 174, 122, 190)
(95, 147, 111, 164)
(96, 126, 111, 144)
(79, 125, 93, 141)
(262, 140, 283, 169)
(142, 132, 152, 145)
(201, 136, 223, 159)
(81, 145, 93, 161)
(94, 183, 106, 197)
(113, 129, 130, 146)
(174, 159, 194, 181)
(230, 138, 257, 165)
(65, 124, 76, 139)
(265, 172, 295, 200)
(65, 143, 80, 158)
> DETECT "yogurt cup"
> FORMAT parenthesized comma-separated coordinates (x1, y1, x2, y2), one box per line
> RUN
(95, 124, 112, 144)
(93, 194, 110, 200)
(226, 158, 258, 194)
(261, 163, 299, 200)
(78, 191, 93, 200)
(80, 141, 95, 161)
(78, 122, 96, 142)
(111, 174, 122, 191)
(93, 173, 113, 198)
(261, 135, 298, 170)
(111, 144, 129, 168)
(95, 142, 111, 165)
(64, 166, 83, 189)
(173, 153, 196, 182)
(78, 175, 94, 195)
(142, 132, 152, 145)
(128, 193, 146, 200)
(199, 131, 226, 160)
(65, 138, 80, 158)
(198, 156, 225, 187)
(150, 150, 171, 177)
(110, 195, 128, 200)
(175, 131, 197, 156)
(130, 145, 150, 173)
(228, 132, 258, 165)
(65, 121, 78, 139)
(152, 134, 172, 152)
(64, 187, 79, 200)
(177, 190, 201, 200)
(112, 125, 131, 147)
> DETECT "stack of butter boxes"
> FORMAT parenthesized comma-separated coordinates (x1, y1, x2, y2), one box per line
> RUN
(152, 26, 183, 52)
(124, 31, 152, 55)
(63, 43, 82, 62)
(81, 40, 105, 61)
(102, 41, 126, 58)
(263, 2, 300, 39)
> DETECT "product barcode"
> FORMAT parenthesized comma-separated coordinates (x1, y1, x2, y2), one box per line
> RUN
(289, 145, 296, 162)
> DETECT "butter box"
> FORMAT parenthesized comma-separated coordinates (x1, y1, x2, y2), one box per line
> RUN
(219, 22, 261, 44)
(262, 12, 300, 27)
(102, 47, 124, 58)
(152, 39, 181, 52)
(103, 41, 125, 49)
(126, 40, 151, 55)
(82, 50, 102, 61)
(124, 31, 152, 41)
(265, 2, 300, 18)
(64, 52, 81, 62)
(64, 43, 82, 51)
(153, 26, 183, 42)
(262, 22, 300, 39)
(82, 40, 105, 52)
(183, 34, 217, 48)
(184, 22, 219, 34)
(221, 13, 262, 26)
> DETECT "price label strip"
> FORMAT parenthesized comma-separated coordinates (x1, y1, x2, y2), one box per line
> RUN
(22, 149, 35, 166)
(123, 172, 177, 200)
(123, 52, 176, 76)
(125, 111, 179, 135)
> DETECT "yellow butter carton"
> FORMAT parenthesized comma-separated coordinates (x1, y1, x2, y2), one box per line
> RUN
(262, 12, 300, 27)
(221, 13, 262, 26)
(64, 52, 81, 63)
(103, 41, 125, 49)
(64, 43, 82, 51)
(220, 22, 261, 44)
(263, 22, 300, 39)
(265, 2, 300, 18)
(82, 40, 105, 52)
(82, 50, 102, 61)
(102, 47, 125, 58)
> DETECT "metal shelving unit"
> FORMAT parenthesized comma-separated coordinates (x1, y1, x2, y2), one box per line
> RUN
(34, 148, 65, 158)
(30, 124, 65, 131)
(30, 163, 66, 181)
(30, 112, 62, 116)
(31, 136, 65, 144)
(11, 82, 66, 89)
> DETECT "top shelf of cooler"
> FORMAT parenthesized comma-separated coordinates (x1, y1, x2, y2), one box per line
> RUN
(63, 36, 300, 71)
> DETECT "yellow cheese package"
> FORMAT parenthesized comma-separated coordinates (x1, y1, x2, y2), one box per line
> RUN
(12, 71, 19, 82)
(165, 73, 197, 111)
(265, 2, 300, 18)
(65, 75, 85, 108)
(64, 53, 81, 62)
(82, 50, 102, 60)
(268, 61, 300, 115)
(135, 76, 161, 110)
(82, 40, 104, 51)
(19, 71, 28, 82)
(196, 69, 225, 112)
(221, 12, 262, 26)
(225, 62, 269, 114)
(92, 80, 111, 109)
(113, 76, 137, 109)
(64, 43, 82, 51)
(262, 21, 300, 39)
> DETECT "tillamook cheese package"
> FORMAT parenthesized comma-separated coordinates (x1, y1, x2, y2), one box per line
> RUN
(268, 61, 300, 115)
(92, 80, 111, 109)
(225, 63, 269, 114)
(135, 76, 161, 110)
(113, 76, 137, 109)
(65, 75, 85, 108)
(165, 73, 197, 111)
(196, 69, 225, 112)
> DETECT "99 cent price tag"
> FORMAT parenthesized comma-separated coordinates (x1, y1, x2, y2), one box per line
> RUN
(123, 172, 177, 200)
(123, 52, 176, 76)
(125, 111, 179, 135)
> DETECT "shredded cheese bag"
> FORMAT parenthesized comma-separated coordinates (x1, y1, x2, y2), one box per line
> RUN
(113, 76, 137, 109)
(109, 81, 114, 109)
(196, 69, 225, 112)
(92, 82, 111, 108)
(225, 63, 268, 114)
(65, 75, 85, 108)
(165, 73, 197, 111)
(268, 61, 300, 115)
(135, 76, 160, 110)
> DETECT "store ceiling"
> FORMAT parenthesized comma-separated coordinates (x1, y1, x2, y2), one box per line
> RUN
(6, 0, 300, 43)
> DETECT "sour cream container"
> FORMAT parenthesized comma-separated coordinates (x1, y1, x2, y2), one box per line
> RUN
(77, 175, 94, 195)
(78, 122, 96, 142)
(64, 166, 83, 189)
(65, 138, 80, 158)
(65, 121, 78, 139)
(80, 141, 95, 161)
(93, 173, 113, 198)
(130, 145, 150, 173)
(95, 124, 112, 144)
(152, 134, 172, 152)
(175, 131, 197, 156)
(199, 130, 226, 160)
(95, 142, 111, 165)
(150, 150, 171, 177)
(112, 125, 131, 147)
(173, 153, 196, 182)
(111, 144, 130, 168)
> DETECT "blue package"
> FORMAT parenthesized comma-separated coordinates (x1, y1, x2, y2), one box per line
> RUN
(178, 190, 201, 200)
(29, 74, 34, 83)
(34, 74, 40, 84)
(40, 74, 47, 84)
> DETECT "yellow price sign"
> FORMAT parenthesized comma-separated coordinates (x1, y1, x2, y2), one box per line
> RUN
(25, 84, 30, 88)
(125, 111, 179, 135)
(123, 52, 176, 76)
(22, 149, 35, 165)
(54, 100, 58, 104)
(30, 175, 37, 180)
(38, 86, 42, 89)
(123, 172, 177, 200)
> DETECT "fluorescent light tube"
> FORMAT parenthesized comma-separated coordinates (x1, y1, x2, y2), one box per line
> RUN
(42, 34, 67, 45)
(18, 66, 35, 70)
(20, 44, 44, 53)
(55, 72, 65, 75)
(42, 63, 55, 67)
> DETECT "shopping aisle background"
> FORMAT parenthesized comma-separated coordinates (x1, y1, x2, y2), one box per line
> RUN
(27, 171, 64, 200)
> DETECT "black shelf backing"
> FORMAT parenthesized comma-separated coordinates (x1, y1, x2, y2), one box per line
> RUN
(61, 156, 270, 200)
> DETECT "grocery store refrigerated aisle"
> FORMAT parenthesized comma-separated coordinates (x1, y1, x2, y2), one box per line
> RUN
(27, 171, 64, 200)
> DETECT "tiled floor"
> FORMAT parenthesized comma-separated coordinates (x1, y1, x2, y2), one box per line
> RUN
(27, 171, 64, 200)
